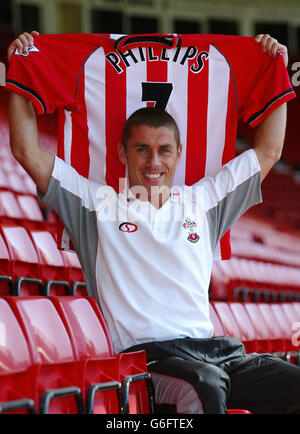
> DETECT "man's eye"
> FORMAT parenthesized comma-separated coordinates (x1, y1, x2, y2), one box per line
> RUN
(137, 148, 147, 152)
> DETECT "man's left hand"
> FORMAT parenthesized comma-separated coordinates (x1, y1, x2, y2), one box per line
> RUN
(255, 34, 288, 68)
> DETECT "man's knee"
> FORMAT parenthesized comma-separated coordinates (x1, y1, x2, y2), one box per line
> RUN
(188, 363, 230, 399)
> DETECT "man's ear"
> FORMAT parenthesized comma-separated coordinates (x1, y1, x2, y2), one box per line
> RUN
(118, 142, 127, 166)
(176, 144, 183, 164)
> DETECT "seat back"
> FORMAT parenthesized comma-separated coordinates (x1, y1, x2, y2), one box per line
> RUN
(6, 296, 76, 364)
(29, 230, 70, 295)
(292, 302, 300, 317)
(270, 303, 295, 347)
(212, 301, 244, 341)
(0, 298, 32, 372)
(50, 296, 113, 359)
(1, 226, 40, 279)
(0, 191, 24, 222)
(0, 232, 12, 295)
(50, 296, 125, 413)
(243, 302, 272, 341)
(228, 302, 257, 341)
(50, 296, 152, 413)
(7, 172, 30, 195)
(30, 230, 66, 275)
(17, 195, 44, 223)
(209, 303, 225, 337)
(5, 296, 85, 414)
(0, 298, 36, 413)
(257, 303, 286, 339)
(61, 251, 85, 282)
(281, 302, 300, 324)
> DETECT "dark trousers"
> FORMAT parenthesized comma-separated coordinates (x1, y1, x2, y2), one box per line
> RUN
(124, 336, 300, 414)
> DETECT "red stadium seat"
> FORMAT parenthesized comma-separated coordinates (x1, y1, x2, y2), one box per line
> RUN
(0, 169, 12, 191)
(0, 298, 33, 372)
(212, 301, 255, 353)
(243, 303, 280, 354)
(7, 172, 31, 195)
(50, 296, 113, 359)
(209, 303, 225, 337)
(61, 250, 87, 296)
(292, 302, 300, 318)
(0, 225, 43, 296)
(211, 257, 300, 302)
(228, 302, 265, 353)
(0, 191, 24, 224)
(269, 303, 300, 361)
(22, 175, 37, 196)
(29, 230, 70, 296)
(256, 303, 288, 354)
(0, 191, 24, 225)
(16, 195, 44, 229)
(50, 296, 153, 414)
(5, 296, 84, 414)
(6, 297, 76, 364)
(0, 232, 13, 295)
(0, 298, 37, 413)
(82, 357, 122, 414)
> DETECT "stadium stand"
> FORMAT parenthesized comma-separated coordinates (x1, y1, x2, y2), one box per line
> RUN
(0, 48, 300, 412)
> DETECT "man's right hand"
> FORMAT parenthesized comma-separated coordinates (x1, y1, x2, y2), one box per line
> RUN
(7, 30, 39, 63)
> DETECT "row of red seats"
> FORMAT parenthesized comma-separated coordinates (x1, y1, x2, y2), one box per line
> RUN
(0, 190, 58, 230)
(231, 238, 300, 268)
(0, 166, 36, 196)
(210, 301, 300, 362)
(211, 258, 300, 302)
(2, 296, 298, 414)
(0, 296, 154, 414)
(0, 224, 86, 297)
(231, 216, 300, 255)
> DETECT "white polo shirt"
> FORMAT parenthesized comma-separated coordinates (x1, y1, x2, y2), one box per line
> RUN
(39, 149, 261, 353)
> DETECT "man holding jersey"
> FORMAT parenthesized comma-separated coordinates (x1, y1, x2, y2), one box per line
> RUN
(7, 32, 300, 413)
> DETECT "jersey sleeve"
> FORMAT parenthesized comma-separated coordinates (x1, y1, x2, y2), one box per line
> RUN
(201, 149, 262, 249)
(232, 37, 295, 127)
(5, 33, 105, 115)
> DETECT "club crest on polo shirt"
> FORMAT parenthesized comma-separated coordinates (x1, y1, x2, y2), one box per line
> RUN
(183, 217, 200, 243)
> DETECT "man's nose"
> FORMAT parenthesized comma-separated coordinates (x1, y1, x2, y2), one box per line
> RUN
(148, 150, 160, 166)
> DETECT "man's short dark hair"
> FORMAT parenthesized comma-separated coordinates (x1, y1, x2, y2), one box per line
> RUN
(122, 107, 181, 149)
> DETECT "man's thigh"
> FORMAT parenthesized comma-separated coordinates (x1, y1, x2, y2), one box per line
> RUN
(227, 354, 300, 413)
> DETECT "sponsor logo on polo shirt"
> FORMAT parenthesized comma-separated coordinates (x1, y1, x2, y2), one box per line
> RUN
(183, 217, 200, 243)
(119, 222, 138, 233)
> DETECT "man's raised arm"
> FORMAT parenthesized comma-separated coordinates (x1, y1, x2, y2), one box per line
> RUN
(7, 32, 54, 195)
(252, 34, 289, 182)
(253, 102, 286, 182)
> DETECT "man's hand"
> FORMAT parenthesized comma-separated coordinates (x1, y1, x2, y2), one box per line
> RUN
(7, 30, 39, 63)
(255, 33, 288, 68)
(252, 34, 289, 181)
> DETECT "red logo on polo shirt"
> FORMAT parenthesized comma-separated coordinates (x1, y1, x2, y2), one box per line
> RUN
(119, 222, 138, 233)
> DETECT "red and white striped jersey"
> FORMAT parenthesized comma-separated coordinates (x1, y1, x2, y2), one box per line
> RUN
(6, 33, 295, 259)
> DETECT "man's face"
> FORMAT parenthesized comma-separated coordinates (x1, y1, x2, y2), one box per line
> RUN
(118, 124, 182, 202)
